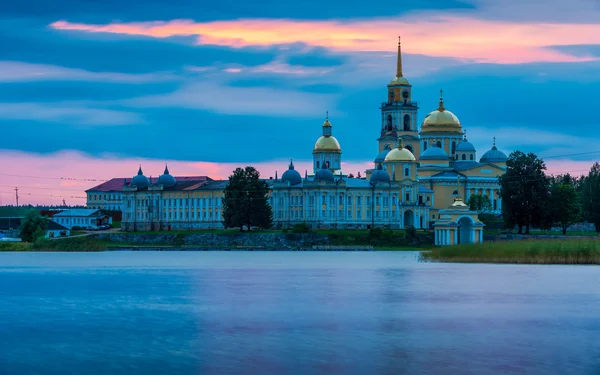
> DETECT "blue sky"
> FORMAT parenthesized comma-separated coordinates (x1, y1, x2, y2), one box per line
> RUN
(1, 0, 600, 203)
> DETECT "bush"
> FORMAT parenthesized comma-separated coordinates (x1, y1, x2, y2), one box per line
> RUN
(282, 228, 289, 233)
(72, 226, 83, 231)
(291, 223, 311, 234)
(405, 225, 417, 240)
(369, 227, 384, 238)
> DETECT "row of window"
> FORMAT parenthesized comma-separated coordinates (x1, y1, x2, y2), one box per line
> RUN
(277, 209, 413, 220)
(278, 194, 425, 206)
(89, 193, 120, 202)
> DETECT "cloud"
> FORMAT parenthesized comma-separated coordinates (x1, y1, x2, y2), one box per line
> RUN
(125, 81, 336, 117)
(0, 149, 375, 205)
(50, 16, 600, 64)
(0, 102, 143, 126)
(2, 149, 597, 205)
(0, 61, 176, 83)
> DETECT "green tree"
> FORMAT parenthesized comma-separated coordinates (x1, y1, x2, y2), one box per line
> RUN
(499, 151, 550, 234)
(550, 182, 581, 235)
(467, 194, 493, 212)
(222, 166, 273, 231)
(581, 162, 600, 232)
(18, 209, 47, 242)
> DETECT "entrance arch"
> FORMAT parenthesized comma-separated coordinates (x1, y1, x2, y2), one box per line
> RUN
(403, 210, 414, 228)
(458, 216, 474, 244)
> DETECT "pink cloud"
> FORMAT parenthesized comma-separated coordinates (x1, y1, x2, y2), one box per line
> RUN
(50, 16, 600, 64)
(0, 150, 372, 206)
(2, 150, 596, 206)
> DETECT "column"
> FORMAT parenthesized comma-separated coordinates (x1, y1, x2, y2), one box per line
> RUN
(445, 229, 450, 245)
(479, 229, 483, 243)
(454, 228, 458, 245)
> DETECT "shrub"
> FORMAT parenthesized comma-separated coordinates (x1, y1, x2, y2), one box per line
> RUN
(291, 223, 311, 234)
(72, 226, 83, 231)
(405, 225, 417, 240)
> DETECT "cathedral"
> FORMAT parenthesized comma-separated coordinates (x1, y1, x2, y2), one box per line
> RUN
(114, 38, 507, 241)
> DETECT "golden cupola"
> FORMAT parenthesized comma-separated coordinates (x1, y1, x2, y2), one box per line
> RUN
(421, 90, 462, 133)
(384, 136, 416, 162)
(313, 112, 341, 153)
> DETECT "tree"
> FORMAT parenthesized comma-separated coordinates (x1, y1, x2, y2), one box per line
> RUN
(467, 194, 493, 212)
(550, 182, 581, 234)
(581, 162, 600, 232)
(222, 166, 273, 231)
(499, 151, 549, 234)
(19, 209, 47, 242)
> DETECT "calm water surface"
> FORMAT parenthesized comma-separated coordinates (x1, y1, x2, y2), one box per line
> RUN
(0, 251, 599, 375)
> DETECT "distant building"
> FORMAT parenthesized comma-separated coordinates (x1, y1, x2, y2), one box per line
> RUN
(86, 175, 211, 211)
(0, 217, 70, 238)
(52, 209, 112, 229)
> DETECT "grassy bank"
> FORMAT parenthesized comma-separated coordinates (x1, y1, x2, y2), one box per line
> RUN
(422, 239, 600, 264)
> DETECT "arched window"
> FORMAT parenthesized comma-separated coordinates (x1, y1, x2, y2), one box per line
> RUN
(451, 141, 456, 155)
(452, 190, 458, 196)
(325, 160, 330, 168)
(436, 141, 442, 148)
(386, 115, 393, 131)
(470, 154, 474, 161)
(316, 161, 320, 169)
(423, 141, 428, 150)
(403, 114, 410, 131)
(404, 168, 409, 177)
(406, 145, 413, 153)
(462, 154, 466, 160)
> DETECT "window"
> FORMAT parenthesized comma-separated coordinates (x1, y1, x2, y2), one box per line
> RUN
(405, 193, 410, 201)
(419, 195, 423, 204)
(386, 114, 393, 131)
(366, 197, 371, 205)
(357, 197, 362, 205)
(436, 141, 442, 148)
(404, 168, 409, 177)
(452, 141, 456, 155)
(392, 196, 397, 205)
(339, 196, 343, 205)
(403, 114, 410, 131)
(462, 154, 466, 160)
(470, 154, 474, 161)
(376, 196, 380, 205)
(322, 196, 326, 205)
(406, 145, 413, 153)
(357, 209, 361, 217)
(423, 141, 428, 150)
(347, 196, 352, 205)
(322, 210, 326, 217)
(316, 161, 320, 169)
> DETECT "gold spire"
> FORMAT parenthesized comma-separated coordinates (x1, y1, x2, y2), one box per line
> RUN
(397, 136, 403, 149)
(396, 36, 403, 78)
(438, 89, 445, 112)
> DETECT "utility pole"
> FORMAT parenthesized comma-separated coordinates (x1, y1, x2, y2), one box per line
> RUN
(14, 187, 19, 206)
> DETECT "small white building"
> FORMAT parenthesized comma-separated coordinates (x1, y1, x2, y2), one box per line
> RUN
(0, 217, 70, 239)
(52, 209, 112, 229)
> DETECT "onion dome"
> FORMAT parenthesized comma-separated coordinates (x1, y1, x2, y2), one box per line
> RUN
(313, 113, 341, 153)
(480, 137, 508, 164)
(388, 37, 410, 87)
(158, 164, 176, 188)
(370, 163, 391, 184)
(421, 90, 461, 133)
(420, 144, 449, 161)
(374, 144, 392, 163)
(281, 160, 302, 185)
(385, 137, 416, 162)
(131, 166, 150, 189)
(315, 165, 335, 182)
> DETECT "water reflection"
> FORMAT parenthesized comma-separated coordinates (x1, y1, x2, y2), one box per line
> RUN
(0, 252, 599, 375)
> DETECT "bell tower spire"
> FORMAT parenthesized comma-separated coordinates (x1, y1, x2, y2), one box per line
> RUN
(396, 36, 403, 78)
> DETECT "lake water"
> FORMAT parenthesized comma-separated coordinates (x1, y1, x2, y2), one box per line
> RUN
(0, 251, 599, 375)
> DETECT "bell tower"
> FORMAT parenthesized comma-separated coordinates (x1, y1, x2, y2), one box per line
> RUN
(378, 37, 420, 159)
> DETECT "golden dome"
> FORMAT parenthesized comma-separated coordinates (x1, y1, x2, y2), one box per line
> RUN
(421, 91, 462, 133)
(314, 136, 341, 153)
(388, 76, 410, 86)
(384, 137, 416, 162)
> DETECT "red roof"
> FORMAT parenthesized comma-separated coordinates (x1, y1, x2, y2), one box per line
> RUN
(86, 176, 212, 192)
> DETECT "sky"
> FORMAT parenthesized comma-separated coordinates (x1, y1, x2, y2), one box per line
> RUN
(1, 0, 599, 205)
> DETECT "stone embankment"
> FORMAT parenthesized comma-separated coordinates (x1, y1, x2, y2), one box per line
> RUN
(98, 232, 336, 250)
(485, 233, 599, 241)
